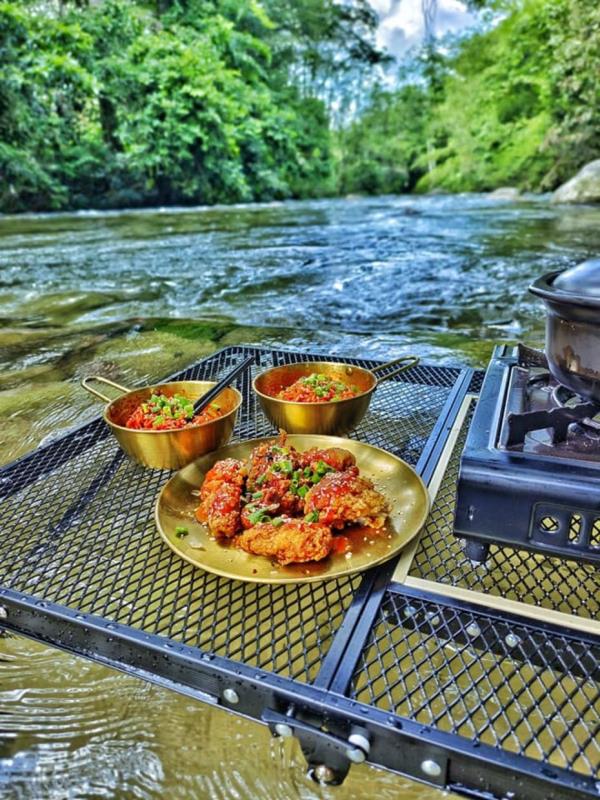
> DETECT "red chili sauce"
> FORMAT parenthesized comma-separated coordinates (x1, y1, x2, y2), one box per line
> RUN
(277, 373, 359, 403)
(125, 392, 223, 430)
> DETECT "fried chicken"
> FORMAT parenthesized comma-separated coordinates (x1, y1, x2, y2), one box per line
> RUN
(244, 434, 305, 516)
(246, 435, 300, 490)
(240, 490, 281, 529)
(304, 466, 388, 530)
(196, 458, 245, 538)
(199, 458, 245, 500)
(299, 446, 356, 473)
(237, 519, 333, 565)
(193, 435, 389, 564)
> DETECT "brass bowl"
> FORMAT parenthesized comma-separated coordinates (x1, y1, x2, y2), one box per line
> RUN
(81, 376, 242, 469)
(252, 357, 419, 435)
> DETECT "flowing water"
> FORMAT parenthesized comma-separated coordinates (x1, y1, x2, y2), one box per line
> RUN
(1, 194, 600, 798)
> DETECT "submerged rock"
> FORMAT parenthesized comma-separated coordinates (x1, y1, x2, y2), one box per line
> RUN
(552, 160, 600, 204)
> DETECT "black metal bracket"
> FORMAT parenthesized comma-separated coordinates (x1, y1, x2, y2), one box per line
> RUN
(0, 586, 597, 800)
(262, 707, 373, 784)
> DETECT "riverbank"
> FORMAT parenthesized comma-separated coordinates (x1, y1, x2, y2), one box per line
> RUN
(2, 175, 598, 223)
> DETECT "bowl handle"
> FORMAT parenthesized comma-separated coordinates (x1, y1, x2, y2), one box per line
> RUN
(372, 355, 419, 384)
(81, 376, 131, 403)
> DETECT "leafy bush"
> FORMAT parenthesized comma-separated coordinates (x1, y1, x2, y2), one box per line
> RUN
(339, 0, 600, 195)
(0, 0, 360, 211)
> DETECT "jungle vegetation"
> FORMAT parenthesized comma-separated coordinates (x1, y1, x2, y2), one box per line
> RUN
(339, 0, 600, 195)
(1, 0, 599, 212)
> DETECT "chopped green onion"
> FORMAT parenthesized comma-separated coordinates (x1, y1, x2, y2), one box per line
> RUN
(152, 415, 165, 427)
(271, 517, 284, 527)
(249, 509, 271, 526)
(252, 491, 263, 500)
(298, 485, 309, 498)
(175, 526, 188, 538)
(255, 474, 267, 487)
(277, 459, 293, 475)
(304, 511, 319, 523)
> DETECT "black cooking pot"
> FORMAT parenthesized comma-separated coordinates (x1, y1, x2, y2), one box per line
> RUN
(530, 259, 600, 402)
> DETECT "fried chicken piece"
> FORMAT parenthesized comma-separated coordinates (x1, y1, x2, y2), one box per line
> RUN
(240, 489, 281, 529)
(247, 435, 300, 491)
(304, 466, 388, 530)
(199, 458, 245, 501)
(243, 433, 307, 518)
(299, 446, 356, 473)
(237, 519, 333, 565)
(196, 458, 245, 538)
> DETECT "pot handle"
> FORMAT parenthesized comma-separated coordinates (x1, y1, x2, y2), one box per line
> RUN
(372, 355, 420, 384)
(81, 376, 131, 404)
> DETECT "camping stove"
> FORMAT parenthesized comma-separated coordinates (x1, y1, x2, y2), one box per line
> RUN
(454, 344, 600, 563)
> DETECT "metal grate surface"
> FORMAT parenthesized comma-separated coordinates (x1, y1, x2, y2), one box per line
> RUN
(0, 346, 459, 684)
(409, 402, 600, 619)
(468, 369, 485, 394)
(349, 589, 600, 779)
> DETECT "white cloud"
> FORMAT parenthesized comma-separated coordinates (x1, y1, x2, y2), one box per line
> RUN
(372, 0, 476, 60)
(369, 0, 393, 13)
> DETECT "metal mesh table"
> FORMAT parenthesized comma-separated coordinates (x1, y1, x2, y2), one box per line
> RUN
(0, 346, 597, 800)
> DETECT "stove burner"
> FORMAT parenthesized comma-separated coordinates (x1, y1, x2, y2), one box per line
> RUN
(551, 384, 600, 432)
(505, 376, 600, 447)
(526, 425, 600, 457)
(529, 372, 553, 391)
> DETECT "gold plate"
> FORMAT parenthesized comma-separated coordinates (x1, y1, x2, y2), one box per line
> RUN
(155, 435, 430, 584)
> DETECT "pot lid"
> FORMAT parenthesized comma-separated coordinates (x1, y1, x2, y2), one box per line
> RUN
(530, 259, 600, 309)
(553, 259, 600, 296)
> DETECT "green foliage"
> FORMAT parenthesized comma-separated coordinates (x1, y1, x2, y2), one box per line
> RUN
(418, 0, 557, 192)
(0, 2, 102, 210)
(339, 0, 600, 196)
(544, 0, 600, 187)
(0, 0, 378, 211)
(4, 0, 600, 208)
(337, 85, 430, 194)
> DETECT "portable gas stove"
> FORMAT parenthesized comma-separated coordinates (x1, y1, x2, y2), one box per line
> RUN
(454, 343, 600, 563)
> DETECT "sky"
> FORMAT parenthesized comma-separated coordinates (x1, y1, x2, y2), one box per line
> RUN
(370, 0, 476, 60)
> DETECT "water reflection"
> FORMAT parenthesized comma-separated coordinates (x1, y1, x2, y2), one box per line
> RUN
(0, 635, 448, 800)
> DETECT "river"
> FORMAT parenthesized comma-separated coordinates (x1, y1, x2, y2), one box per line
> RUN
(1, 194, 599, 798)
